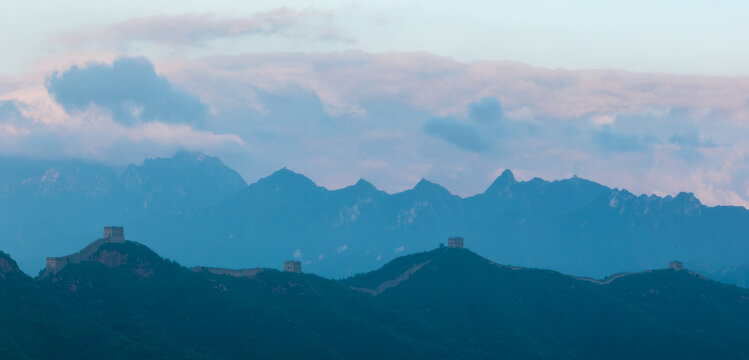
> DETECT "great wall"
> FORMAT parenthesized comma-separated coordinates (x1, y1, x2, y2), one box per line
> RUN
(44, 226, 126, 276)
(40, 226, 693, 289)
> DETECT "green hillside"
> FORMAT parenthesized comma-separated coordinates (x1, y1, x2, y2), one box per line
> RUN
(1, 242, 747, 359)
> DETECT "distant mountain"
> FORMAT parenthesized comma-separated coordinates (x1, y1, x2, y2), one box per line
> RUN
(119, 151, 247, 215)
(128, 167, 749, 283)
(0, 152, 246, 272)
(687, 262, 749, 288)
(3, 153, 749, 286)
(0, 239, 747, 359)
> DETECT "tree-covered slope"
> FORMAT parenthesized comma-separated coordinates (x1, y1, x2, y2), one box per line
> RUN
(1, 241, 747, 359)
(344, 247, 749, 359)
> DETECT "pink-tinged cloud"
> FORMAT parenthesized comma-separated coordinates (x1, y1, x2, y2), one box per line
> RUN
(7, 51, 749, 207)
(0, 98, 244, 164)
(162, 51, 749, 123)
(56, 9, 351, 49)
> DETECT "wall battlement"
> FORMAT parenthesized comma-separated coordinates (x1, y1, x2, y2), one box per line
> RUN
(44, 226, 126, 276)
(45, 257, 68, 275)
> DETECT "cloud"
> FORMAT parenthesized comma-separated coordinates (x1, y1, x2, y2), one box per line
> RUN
(468, 97, 503, 122)
(46, 57, 208, 126)
(167, 51, 749, 123)
(57, 9, 350, 49)
(0, 101, 23, 121)
(337, 244, 348, 253)
(422, 97, 506, 152)
(668, 132, 715, 148)
(424, 116, 490, 152)
(8, 51, 749, 207)
(0, 101, 32, 138)
(593, 126, 658, 154)
(0, 96, 242, 164)
(668, 132, 716, 161)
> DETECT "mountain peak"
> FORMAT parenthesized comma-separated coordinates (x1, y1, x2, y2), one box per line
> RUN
(172, 150, 208, 162)
(351, 178, 381, 193)
(498, 169, 516, 182)
(393, 178, 456, 200)
(256, 167, 321, 190)
(331, 178, 385, 199)
(267, 167, 310, 181)
(485, 169, 516, 194)
(413, 178, 449, 193)
(120, 151, 247, 212)
(136, 151, 242, 172)
(354, 178, 375, 188)
(674, 191, 700, 204)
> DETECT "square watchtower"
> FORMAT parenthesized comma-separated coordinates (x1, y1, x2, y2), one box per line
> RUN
(45, 257, 67, 274)
(669, 261, 683, 271)
(103, 226, 125, 243)
(284, 260, 302, 273)
(447, 236, 464, 248)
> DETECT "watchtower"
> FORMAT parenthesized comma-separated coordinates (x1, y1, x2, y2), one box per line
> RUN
(45, 257, 67, 274)
(669, 261, 683, 271)
(447, 236, 464, 248)
(103, 226, 125, 243)
(284, 260, 302, 273)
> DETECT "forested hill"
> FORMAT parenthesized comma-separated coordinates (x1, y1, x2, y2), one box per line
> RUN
(1, 240, 747, 359)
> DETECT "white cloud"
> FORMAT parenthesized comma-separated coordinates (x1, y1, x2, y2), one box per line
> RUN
(337, 244, 347, 253)
(5, 51, 749, 207)
(592, 114, 616, 126)
(166, 51, 749, 122)
(55, 9, 351, 50)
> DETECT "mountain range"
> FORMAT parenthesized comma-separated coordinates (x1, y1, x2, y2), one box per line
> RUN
(1, 237, 747, 359)
(1, 152, 748, 285)
(0, 152, 246, 273)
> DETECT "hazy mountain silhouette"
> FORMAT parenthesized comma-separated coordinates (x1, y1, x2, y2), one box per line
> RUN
(0, 152, 246, 272)
(2, 153, 749, 286)
(130, 167, 749, 282)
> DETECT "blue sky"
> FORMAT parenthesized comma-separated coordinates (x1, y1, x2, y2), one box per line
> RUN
(3, 1, 749, 75)
(2, 1, 749, 206)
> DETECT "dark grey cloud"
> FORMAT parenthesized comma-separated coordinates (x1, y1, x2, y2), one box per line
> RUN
(468, 97, 503, 122)
(668, 132, 715, 148)
(668, 132, 715, 161)
(256, 87, 330, 125)
(593, 126, 659, 154)
(422, 97, 505, 152)
(45, 56, 208, 126)
(424, 116, 490, 152)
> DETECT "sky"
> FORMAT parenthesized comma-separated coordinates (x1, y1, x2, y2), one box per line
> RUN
(2, 1, 749, 206)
